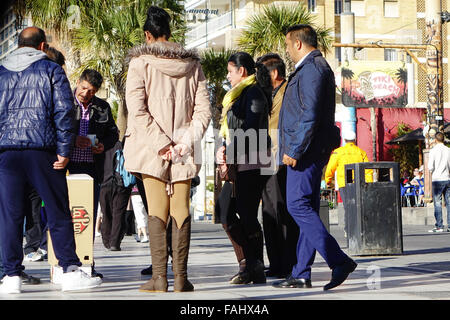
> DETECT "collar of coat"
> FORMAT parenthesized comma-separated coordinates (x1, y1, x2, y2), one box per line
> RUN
(288, 49, 322, 81)
(126, 41, 200, 63)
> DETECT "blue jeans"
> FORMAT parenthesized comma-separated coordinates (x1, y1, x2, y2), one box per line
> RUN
(432, 180, 450, 229)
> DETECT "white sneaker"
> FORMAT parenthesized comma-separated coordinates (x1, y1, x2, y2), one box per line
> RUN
(428, 227, 444, 233)
(24, 251, 44, 262)
(140, 234, 149, 243)
(0, 276, 21, 294)
(61, 266, 102, 292)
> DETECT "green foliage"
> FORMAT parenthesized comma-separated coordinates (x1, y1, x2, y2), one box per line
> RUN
(17, 0, 186, 101)
(111, 100, 119, 122)
(200, 48, 235, 129)
(388, 122, 419, 175)
(206, 182, 214, 193)
(237, 4, 332, 69)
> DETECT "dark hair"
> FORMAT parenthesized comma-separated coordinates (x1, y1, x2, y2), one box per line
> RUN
(46, 47, 65, 66)
(286, 24, 318, 48)
(18, 27, 46, 49)
(435, 131, 445, 142)
(228, 52, 272, 115)
(143, 6, 171, 40)
(255, 62, 273, 115)
(79, 69, 103, 89)
(228, 52, 255, 76)
(256, 53, 286, 79)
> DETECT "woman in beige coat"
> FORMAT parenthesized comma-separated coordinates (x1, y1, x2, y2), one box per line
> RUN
(124, 6, 211, 292)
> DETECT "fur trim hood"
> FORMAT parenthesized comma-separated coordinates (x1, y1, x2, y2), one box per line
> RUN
(126, 41, 200, 77)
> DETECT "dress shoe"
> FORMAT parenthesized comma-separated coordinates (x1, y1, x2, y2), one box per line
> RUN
(323, 259, 357, 291)
(272, 276, 312, 288)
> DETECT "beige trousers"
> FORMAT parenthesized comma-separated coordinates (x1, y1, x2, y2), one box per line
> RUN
(142, 174, 191, 229)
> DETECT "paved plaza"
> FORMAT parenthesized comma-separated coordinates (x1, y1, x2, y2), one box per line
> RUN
(3, 221, 450, 301)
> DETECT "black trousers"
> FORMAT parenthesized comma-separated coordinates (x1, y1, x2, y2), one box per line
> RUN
(261, 166, 299, 276)
(235, 170, 269, 267)
(99, 182, 131, 249)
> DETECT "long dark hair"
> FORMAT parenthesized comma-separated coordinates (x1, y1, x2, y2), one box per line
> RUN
(143, 6, 171, 40)
(255, 61, 273, 113)
(228, 52, 272, 113)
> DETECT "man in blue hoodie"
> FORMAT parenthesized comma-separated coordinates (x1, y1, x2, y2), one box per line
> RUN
(0, 27, 102, 293)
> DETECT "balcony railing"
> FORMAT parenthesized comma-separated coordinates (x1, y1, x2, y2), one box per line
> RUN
(186, 11, 232, 43)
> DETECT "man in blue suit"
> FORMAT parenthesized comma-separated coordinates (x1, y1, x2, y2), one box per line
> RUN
(273, 24, 357, 291)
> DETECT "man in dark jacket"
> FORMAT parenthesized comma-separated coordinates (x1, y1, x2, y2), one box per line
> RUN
(273, 24, 356, 291)
(0, 27, 101, 293)
(67, 69, 119, 277)
(68, 69, 119, 215)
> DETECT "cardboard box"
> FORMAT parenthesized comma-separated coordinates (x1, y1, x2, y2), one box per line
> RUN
(48, 174, 94, 283)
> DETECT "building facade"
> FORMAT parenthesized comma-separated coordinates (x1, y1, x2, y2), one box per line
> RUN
(0, 7, 31, 63)
(185, 0, 450, 108)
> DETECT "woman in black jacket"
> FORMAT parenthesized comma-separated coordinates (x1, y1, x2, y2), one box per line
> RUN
(216, 52, 272, 285)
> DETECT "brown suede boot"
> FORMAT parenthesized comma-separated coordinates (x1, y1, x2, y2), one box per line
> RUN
(139, 216, 168, 292)
(172, 216, 194, 292)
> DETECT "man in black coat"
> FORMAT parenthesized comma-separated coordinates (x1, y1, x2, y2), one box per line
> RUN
(67, 69, 119, 277)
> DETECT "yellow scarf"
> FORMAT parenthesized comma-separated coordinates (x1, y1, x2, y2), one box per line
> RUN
(219, 75, 256, 141)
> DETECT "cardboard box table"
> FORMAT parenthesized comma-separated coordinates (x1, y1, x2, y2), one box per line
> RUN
(47, 174, 94, 283)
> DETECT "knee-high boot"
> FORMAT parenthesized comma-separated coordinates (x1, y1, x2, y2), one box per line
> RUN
(139, 216, 168, 292)
(246, 230, 266, 284)
(172, 216, 194, 292)
(223, 223, 248, 283)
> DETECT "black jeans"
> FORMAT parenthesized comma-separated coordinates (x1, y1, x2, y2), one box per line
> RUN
(99, 182, 131, 249)
(23, 186, 43, 254)
(235, 169, 269, 267)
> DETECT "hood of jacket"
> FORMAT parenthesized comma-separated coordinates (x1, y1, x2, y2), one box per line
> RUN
(126, 41, 200, 78)
(2, 47, 48, 72)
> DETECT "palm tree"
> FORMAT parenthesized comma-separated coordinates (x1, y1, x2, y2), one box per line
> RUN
(73, 0, 186, 138)
(341, 67, 354, 103)
(395, 67, 408, 105)
(237, 3, 332, 71)
(199, 48, 235, 207)
(14, 0, 186, 138)
(200, 48, 235, 130)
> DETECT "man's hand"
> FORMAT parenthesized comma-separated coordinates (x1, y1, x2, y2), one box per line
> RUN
(282, 154, 297, 167)
(75, 136, 92, 149)
(53, 155, 69, 170)
(92, 142, 104, 154)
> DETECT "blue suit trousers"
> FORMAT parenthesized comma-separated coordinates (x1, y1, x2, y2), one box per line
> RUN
(286, 155, 350, 279)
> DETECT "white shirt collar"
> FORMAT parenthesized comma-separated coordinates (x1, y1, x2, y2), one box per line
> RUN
(294, 51, 313, 70)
